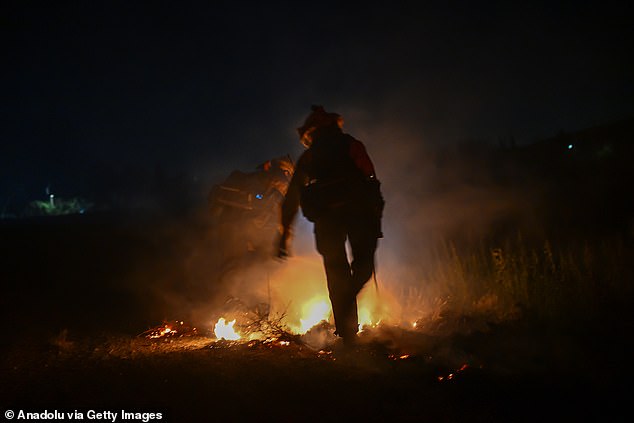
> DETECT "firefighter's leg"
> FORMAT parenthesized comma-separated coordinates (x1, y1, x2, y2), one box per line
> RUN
(348, 219, 378, 295)
(314, 220, 358, 341)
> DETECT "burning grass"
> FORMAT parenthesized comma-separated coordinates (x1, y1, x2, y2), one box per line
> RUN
(3, 322, 497, 421)
(135, 231, 633, 364)
(2, 208, 632, 420)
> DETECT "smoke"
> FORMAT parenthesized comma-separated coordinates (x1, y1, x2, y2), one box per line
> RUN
(120, 105, 540, 340)
(338, 106, 551, 331)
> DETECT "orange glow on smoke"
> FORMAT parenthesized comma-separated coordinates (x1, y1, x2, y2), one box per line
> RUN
(357, 282, 391, 330)
(292, 296, 331, 334)
(204, 255, 409, 340)
(266, 255, 400, 335)
(358, 305, 379, 330)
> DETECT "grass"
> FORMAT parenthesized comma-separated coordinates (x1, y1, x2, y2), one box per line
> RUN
(411, 233, 633, 328)
(2, 213, 632, 421)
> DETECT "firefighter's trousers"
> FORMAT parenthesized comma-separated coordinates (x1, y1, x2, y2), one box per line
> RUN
(314, 216, 378, 342)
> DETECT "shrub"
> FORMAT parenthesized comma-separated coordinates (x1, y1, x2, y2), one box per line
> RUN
(26, 197, 94, 216)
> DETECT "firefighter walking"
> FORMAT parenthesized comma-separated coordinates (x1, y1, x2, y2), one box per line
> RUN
(277, 105, 384, 346)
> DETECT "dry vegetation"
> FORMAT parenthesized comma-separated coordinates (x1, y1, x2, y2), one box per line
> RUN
(414, 234, 633, 326)
(2, 130, 633, 420)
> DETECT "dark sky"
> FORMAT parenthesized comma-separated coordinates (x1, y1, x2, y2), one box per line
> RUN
(3, 1, 633, 206)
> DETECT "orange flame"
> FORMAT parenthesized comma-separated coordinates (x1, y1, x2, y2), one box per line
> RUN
(214, 318, 241, 340)
(292, 296, 331, 334)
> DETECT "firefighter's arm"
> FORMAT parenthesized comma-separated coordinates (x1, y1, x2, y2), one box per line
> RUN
(278, 153, 309, 257)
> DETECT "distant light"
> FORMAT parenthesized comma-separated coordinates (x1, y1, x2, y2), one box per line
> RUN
(255, 194, 263, 200)
(567, 144, 574, 150)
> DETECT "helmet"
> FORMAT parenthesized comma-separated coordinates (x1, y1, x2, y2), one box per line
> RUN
(297, 105, 343, 147)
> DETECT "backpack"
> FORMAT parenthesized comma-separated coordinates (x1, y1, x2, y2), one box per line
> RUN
(299, 133, 384, 236)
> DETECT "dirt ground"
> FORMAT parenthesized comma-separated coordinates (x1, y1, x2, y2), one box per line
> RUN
(1, 213, 632, 422)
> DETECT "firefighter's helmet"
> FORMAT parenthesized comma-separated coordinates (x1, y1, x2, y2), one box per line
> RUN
(297, 105, 343, 148)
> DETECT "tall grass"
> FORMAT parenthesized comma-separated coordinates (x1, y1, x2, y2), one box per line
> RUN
(415, 234, 633, 326)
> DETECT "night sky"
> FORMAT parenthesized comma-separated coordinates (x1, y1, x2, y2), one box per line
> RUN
(3, 1, 633, 210)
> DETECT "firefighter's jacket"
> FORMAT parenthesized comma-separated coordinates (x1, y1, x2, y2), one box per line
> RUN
(281, 125, 382, 235)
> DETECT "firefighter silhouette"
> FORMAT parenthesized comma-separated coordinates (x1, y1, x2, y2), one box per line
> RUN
(277, 105, 384, 346)
(208, 155, 294, 262)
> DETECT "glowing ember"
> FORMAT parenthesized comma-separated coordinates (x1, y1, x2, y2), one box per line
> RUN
(296, 297, 331, 334)
(141, 321, 195, 339)
(437, 363, 469, 381)
(148, 325, 175, 339)
(214, 318, 241, 340)
(318, 350, 335, 360)
(388, 354, 411, 360)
